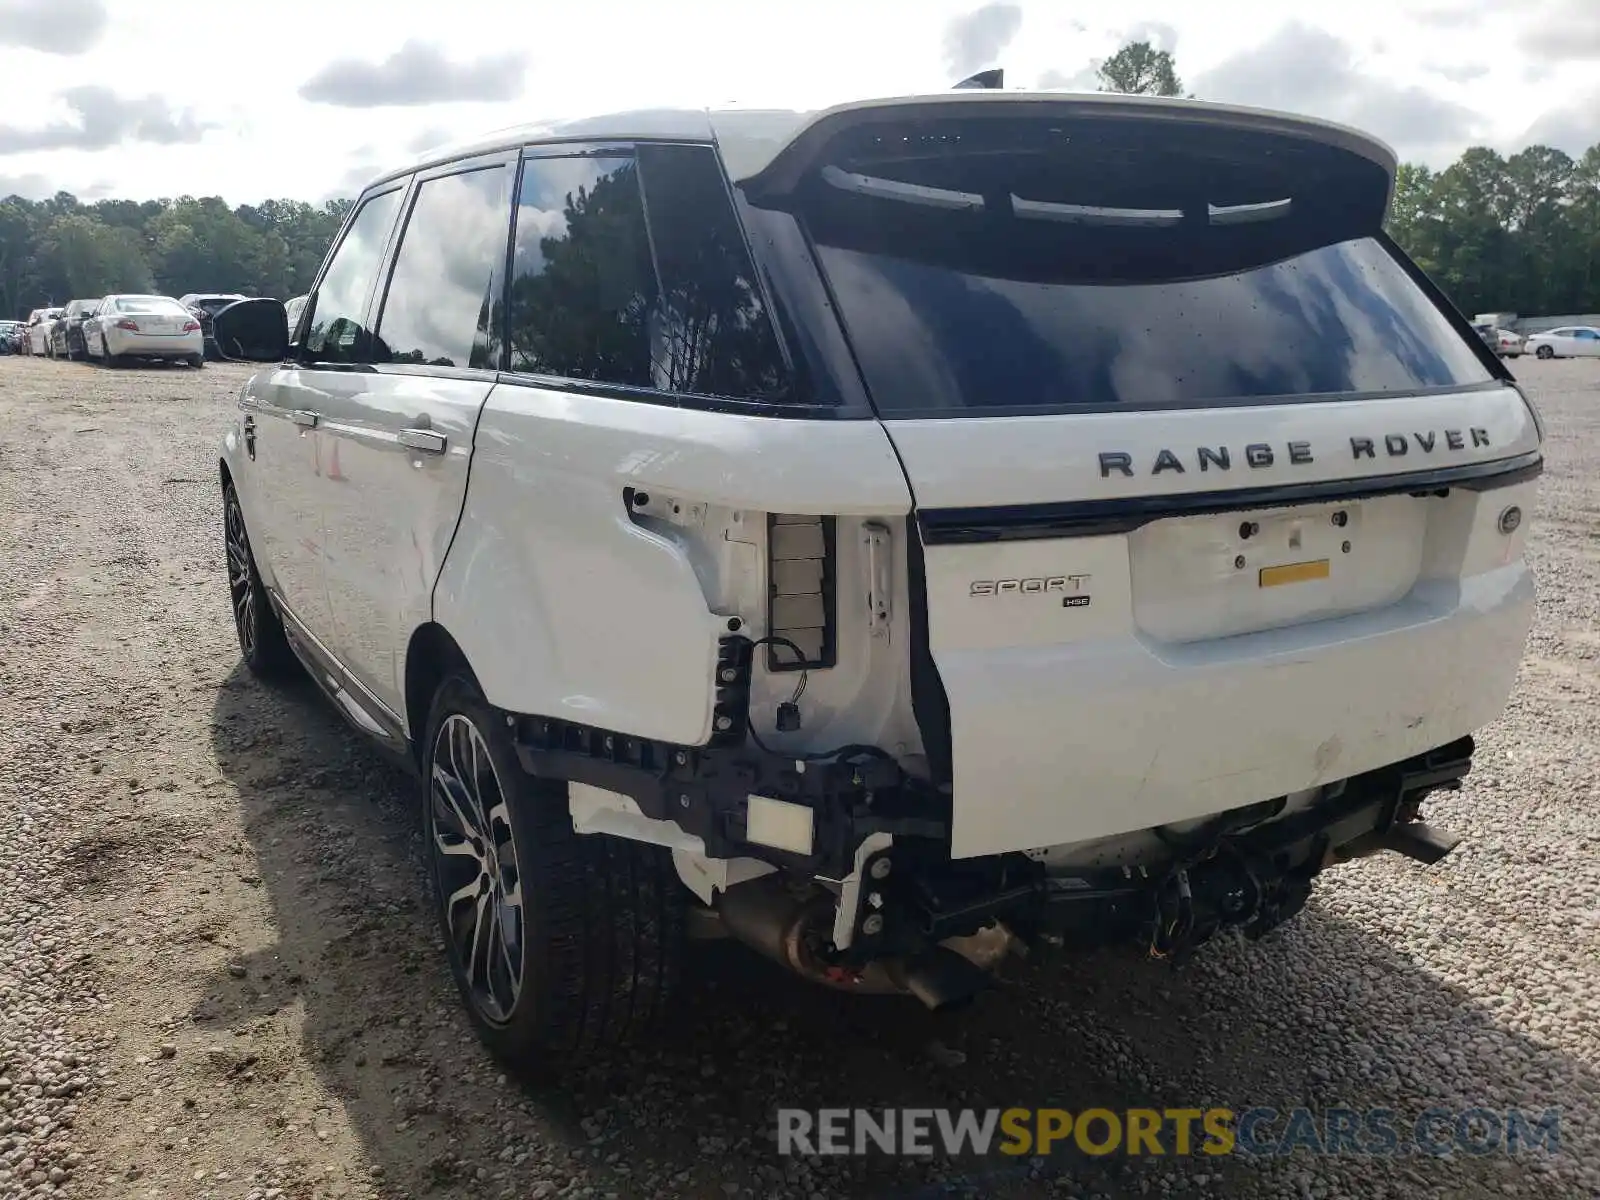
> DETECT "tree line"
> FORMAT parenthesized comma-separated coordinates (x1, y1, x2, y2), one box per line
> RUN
(1, 192, 351, 319)
(3, 43, 1597, 321)
(1095, 41, 1600, 319)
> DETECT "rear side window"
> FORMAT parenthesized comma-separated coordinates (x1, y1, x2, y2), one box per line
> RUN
(507, 156, 655, 386)
(375, 165, 511, 369)
(506, 145, 800, 403)
(788, 115, 1493, 416)
(635, 143, 796, 401)
(303, 187, 403, 364)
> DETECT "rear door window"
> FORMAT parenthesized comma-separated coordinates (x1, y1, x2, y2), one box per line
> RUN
(787, 115, 1494, 417)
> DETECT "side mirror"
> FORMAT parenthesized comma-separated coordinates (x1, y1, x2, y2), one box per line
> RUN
(211, 298, 289, 363)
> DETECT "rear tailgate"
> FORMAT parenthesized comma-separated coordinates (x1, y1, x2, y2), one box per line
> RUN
(741, 95, 1541, 859)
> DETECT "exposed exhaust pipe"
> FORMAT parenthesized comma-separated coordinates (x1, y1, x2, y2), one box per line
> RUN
(715, 878, 1001, 1009)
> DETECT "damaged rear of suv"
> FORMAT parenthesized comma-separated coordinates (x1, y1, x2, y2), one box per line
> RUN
(214, 88, 1540, 1073)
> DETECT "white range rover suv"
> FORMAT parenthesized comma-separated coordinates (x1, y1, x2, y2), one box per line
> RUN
(213, 88, 1543, 1074)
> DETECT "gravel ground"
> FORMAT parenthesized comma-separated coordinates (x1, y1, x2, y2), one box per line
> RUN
(0, 352, 1596, 1200)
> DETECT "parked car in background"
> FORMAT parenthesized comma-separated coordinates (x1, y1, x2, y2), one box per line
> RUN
(49, 299, 101, 360)
(0, 320, 23, 353)
(82, 294, 205, 367)
(1523, 326, 1600, 359)
(178, 293, 248, 360)
(1474, 323, 1523, 358)
(25, 307, 63, 356)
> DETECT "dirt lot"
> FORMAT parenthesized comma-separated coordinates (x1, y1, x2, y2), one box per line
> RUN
(0, 353, 1597, 1200)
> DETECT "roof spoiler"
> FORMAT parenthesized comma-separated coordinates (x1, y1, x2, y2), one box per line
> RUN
(733, 93, 1398, 212)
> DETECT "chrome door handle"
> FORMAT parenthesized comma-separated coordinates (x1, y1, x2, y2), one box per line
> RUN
(398, 428, 447, 454)
(290, 410, 319, 428)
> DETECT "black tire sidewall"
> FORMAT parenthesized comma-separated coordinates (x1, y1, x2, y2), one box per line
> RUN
(224, 485, 295, 678)
(421, 673, 560, 1067)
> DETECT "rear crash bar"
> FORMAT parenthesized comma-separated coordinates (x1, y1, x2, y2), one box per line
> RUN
(779, 737, 1475, 995)
(510, 633, 951, 880)
(700, 736, 1474, 1007)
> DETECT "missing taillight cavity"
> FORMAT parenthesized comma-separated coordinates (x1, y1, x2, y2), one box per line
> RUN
(767, 514, 836, 672)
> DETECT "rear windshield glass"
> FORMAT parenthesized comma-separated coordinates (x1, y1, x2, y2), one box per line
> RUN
(791, 116, 1492, 416)
(114, 296, 186, 315)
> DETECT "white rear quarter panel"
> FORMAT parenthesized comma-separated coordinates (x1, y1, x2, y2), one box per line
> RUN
(436, 383, 910, 746)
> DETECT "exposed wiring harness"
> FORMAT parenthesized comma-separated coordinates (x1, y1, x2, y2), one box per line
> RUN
(1146, 807, 1275, 961)
(743, 635, 895, 764)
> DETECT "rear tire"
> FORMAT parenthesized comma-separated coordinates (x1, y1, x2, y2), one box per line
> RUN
(188, 355, 205, 369)
(422, 672, 686, 1078)
(224, 483, 298, 680)
(1536, 344, 1555, 359)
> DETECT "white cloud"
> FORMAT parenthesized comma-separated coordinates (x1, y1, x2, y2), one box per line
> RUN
(943, 3, 1024, 80)
(1193, 21, 1487, 165)
(299, 41, 527, 108)
(1517, 0, 1600, 60)
(0, 0, 1591, 205)
(1518, 87, 1600, 157)
(0, 0, 108, 55)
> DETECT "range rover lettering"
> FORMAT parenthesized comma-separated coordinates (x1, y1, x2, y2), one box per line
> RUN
(212, 86, 1542, 1074)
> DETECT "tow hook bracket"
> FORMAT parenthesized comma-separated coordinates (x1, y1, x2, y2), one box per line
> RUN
(1376, 820, 1461, 865)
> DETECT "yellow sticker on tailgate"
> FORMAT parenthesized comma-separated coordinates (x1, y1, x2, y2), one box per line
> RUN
(1258, 559, 1331, 588)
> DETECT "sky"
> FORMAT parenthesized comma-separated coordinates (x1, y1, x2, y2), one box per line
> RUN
(0, 0, 1596, 206)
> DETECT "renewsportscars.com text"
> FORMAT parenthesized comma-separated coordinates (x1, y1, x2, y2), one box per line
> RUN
(776, 1106, 1562, 1159)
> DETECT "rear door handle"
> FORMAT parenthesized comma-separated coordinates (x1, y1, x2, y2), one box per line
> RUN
(398, 428, 447, 455)
(290, 410, 319, 428)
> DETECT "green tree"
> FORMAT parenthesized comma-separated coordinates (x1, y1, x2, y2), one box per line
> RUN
(0, 197, 41, 317)
(3, 136, 1598, 324)
(1095, 41, 1184, 97)
(35, 213, 154, 297)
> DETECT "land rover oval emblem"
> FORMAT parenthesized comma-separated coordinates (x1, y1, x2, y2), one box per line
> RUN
(1498, 505, 1522, 535)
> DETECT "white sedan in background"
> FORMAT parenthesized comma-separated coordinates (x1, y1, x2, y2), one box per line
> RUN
(1523, 326, 1600, 359)
(25, 307, 64, 355)
(83, 294, 206, 368)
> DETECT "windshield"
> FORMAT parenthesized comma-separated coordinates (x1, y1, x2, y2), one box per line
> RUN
(114, 296, 187, 315)
(788, 116, 1492, 416)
